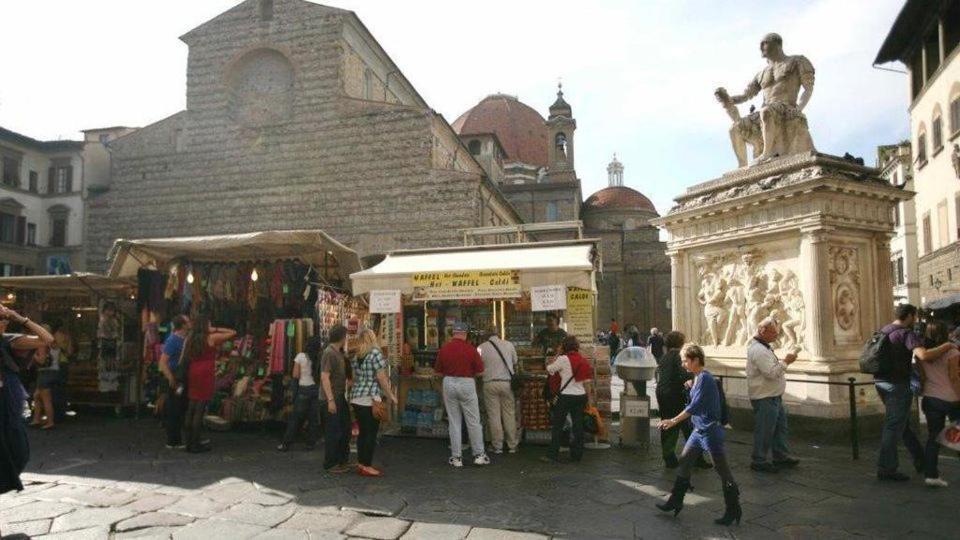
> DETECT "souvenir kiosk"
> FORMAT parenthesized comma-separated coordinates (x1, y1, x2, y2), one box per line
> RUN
(0, 273, 138, 413)
(106, 230, 366, 426)
(350, 239, 612, 442)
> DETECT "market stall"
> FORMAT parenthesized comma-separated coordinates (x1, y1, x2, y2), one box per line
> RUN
(351, 239, 612, 442)
(0, 273, 138, 412)
(107, 230, 366, 426)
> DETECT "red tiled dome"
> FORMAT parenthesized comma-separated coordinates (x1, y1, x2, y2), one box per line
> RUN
(452, 94, 548, 168)
(583, 186, 658, 215)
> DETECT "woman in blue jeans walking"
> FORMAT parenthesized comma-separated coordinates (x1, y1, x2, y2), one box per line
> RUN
(918, 321, 960, 487)
(656, 343, 741, 526)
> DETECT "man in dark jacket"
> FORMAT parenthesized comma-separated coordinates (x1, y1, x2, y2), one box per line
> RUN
(655, 331, 711, 469)
(649, 328, 665, 360)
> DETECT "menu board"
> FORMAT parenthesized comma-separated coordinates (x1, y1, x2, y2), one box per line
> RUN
(566, 288, 594, 341)
(531, 285, 567, 311)
(370, 290, 402, 313)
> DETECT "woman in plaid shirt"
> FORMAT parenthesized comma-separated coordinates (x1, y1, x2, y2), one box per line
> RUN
(349, 329, 397, 477)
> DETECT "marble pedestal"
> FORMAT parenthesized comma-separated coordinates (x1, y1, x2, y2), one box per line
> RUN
(652, 153, 913, 419)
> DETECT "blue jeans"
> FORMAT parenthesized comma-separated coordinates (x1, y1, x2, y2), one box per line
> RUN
(875, 381, 924, 474)
(750, 396, 791, 464)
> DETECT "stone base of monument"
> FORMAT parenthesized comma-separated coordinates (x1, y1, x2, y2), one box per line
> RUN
(653, 152, 912, 421)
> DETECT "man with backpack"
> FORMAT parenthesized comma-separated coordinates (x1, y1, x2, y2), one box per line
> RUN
(867, 304, 957, 481)
(478, 325, 519, 454)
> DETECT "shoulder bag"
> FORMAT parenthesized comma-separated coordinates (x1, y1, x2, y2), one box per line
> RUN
(487, 339, 522, 394)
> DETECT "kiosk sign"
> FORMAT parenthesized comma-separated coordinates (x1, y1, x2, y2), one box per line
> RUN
(369, 290, 402, 313)
(566, 287, 594, 340)
(531, 285, 567, 311)
(412, 270, 520, 301)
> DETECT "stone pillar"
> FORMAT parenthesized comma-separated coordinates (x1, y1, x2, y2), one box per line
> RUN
(669, 251, 686, 333)
(874, 234, 895, 323)
(799, 227, 833, 361)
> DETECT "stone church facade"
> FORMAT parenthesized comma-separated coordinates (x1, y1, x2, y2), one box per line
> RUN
(85, 0, 520, 271)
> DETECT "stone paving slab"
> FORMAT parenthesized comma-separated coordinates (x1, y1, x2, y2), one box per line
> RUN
(50, 506, 137, 533)
(123, 492, 184, 513)
(114, 526, 187, 539)
(37, 525, 111, 539)
(345, 516, 413, 539)
(1, 517, 53, 536)
(401, 522, 472, 540)
(210, 502, 297, 527)
(116, 511, 196, 531)
(465, 528, 550, 540)
(172, 518, 268, 540)
(278, 509, 360, 534)
(162, 495, 233, 518)
(3, 500, 79, 523)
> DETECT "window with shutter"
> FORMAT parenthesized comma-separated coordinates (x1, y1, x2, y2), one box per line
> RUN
(65, 166, 73, 192)
(0, 213, 14, 243)
(50, 218, 66, 247)
(26, 223, 36, 246)
(48, 167, 55, 193)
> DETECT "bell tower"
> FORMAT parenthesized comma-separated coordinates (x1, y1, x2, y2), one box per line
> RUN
(607, 154, 624, 187)
(546, 83, 577, 183)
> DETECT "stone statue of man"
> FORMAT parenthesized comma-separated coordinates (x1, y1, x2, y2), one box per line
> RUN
(715, 33, 816, 167)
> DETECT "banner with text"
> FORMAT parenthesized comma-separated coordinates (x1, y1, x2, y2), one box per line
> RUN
(566, 287, 594, 340)
(531, 285, 567, 311)
(412, 270, 521, 301)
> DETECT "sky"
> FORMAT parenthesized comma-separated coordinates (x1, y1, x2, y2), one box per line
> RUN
(0, 0, 910, 216)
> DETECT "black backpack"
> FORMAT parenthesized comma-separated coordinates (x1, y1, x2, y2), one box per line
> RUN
(859, 329, 893, 375)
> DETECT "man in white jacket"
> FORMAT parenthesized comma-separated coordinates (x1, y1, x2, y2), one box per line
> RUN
(746, 317, 800, 473)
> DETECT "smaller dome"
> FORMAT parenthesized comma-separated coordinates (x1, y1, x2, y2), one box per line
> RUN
(583, 186, 658, 215)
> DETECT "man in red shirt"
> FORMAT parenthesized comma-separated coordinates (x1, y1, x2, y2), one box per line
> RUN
(435, 321, 489, 468)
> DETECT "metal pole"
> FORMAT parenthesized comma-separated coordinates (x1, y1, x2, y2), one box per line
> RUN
(848, 377, 859, 460)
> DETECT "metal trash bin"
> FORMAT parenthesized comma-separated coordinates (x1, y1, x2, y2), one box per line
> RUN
(614, 346, 656, 450)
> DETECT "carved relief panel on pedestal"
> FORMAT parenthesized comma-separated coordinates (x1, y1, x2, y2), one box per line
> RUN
(694, 247, 805, 351)
(829, 245, 862, 346)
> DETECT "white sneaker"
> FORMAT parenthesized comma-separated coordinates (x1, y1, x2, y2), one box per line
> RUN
(473, 454, 491, 466)
(925, 477, 949, 488)
(448, 456, 463, 468)
(507, 447, 518, 454)
(490, 446, 503, 455)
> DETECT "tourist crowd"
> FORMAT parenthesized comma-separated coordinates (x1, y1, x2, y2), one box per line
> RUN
(4, 301, 960, 533)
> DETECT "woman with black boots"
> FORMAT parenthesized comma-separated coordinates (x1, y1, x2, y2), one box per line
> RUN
(655, 343, 741, 526)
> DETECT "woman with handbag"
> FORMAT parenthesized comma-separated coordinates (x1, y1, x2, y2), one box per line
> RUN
(349, 328, 397, 477)
(182, 314, 236, 453)
(918, 320, 960, 487)
(544, 335, 593, 463)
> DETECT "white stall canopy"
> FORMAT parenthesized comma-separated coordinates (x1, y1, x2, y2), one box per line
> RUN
(106, 230, 362, 282)
(351, 240, 599, 296)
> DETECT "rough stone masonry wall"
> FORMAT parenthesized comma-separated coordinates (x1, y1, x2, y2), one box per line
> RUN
(86, 3, 483, 271)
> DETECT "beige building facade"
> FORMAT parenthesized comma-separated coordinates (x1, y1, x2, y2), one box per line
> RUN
(877, 142, 920, 306)
(0, 127, 86, 275)
(876, 0, 960, 312)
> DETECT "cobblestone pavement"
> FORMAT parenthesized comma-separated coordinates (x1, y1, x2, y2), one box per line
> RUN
(1, 415, 958, 539)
